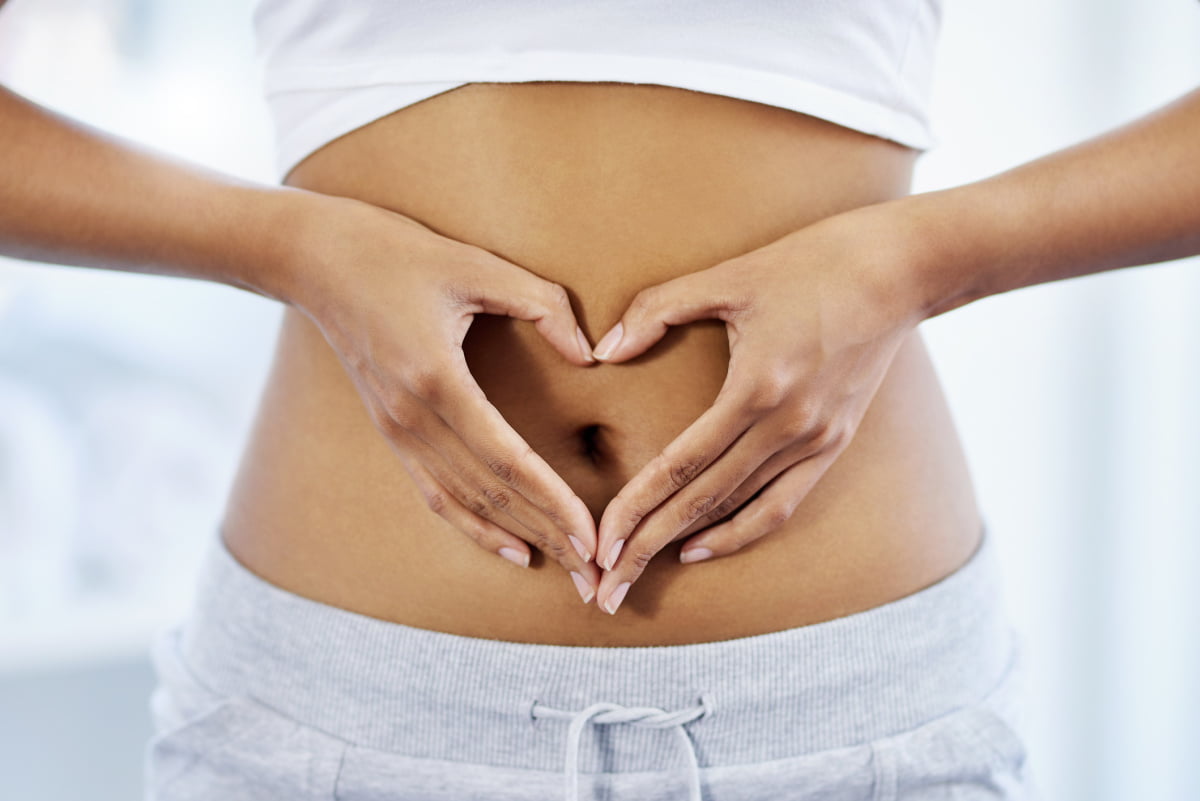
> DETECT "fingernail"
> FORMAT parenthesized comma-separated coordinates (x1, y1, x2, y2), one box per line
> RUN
(592, 322, 624, 361)
(568, 534, 591, 562)
(603, 581, 631, 615)
(604, 538, 625, 571)
(575, 325, 596, 363)
(680, 547, 713, 564)
(499, 547, 530, 567)
(570, 571, 595, 604)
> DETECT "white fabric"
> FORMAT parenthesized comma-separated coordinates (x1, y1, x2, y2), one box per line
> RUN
(530, 698, 712, 801)
(252, 0, 943, 180)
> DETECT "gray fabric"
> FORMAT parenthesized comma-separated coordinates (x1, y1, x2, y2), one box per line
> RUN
(144, 520, 1041, 800)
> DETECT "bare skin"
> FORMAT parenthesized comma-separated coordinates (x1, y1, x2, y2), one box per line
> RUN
(221, 82, 985, 645)
(5, 1, 1196, 643)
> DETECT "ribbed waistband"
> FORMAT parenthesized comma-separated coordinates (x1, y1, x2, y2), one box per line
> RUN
(178, 518, 1015, 774)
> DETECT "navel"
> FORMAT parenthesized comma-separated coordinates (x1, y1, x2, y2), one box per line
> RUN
(577, 423, 604, 466)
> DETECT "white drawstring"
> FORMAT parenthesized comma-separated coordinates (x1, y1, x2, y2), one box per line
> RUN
(530, 696, 711, 801)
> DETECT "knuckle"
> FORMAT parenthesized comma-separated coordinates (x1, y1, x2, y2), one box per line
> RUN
(540, 533, 571, 562)
(777, 391, 822, 431)
(482, 483, 512, 510)
(630, 548, 655, 572)
(764, 503, 794, 530)
(627, 285, 660, 318)
(707, 494, 743, 522)
(727, 513, 765, 548)
(797, 414, 837, 451)
(727, 527, 755, 552)
(684, 494, 718, 522)
(547, 282, 572, 310)
(610, 495, 647, 532)
(779, 408, 822, 444)
(424, 490, 449, 515)
(472, 519, 499, 544)
(809, 420, 837, 450)
(628, 505, 648, 528)
(519, 524, 556, 558)
(668, 457, 704, 491)
(486, 455, 518, 484)
(467, 494, 491, 518)
(461, 521, 489, 546)
(745, 387, 779, 415)
(749, 365, 794, 412)
(822, 422, 850, 450)
(541, 504, 568, 530)
(522, 525, 548, 550)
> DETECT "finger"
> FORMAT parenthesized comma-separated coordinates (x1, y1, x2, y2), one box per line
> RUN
(614, 418, 815, 569)
(595, 361, 766, 571)
(397, 394, 598, 579)
(591, 265, 748, 363)
(591, 433, 773, 613)
(592, 425, 821, 613)
(673, 443, 806, 551)
(674, 454, 778, 542)
(400, 449, 532, 567)
(412, 351, 599, 558)
(670, 407, 845, 545)
(571, 559, 604, 606)
(394, 429, 602, 604)
(396, 350, 597, 551)
(674, 451, 839, 563)
(377, 404, 547, 544)
(455, 253, 596, 366)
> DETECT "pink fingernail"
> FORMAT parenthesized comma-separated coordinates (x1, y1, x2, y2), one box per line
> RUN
(568, 534, 591, 562)
(680, 547, 713, 564)
(603, 581, 631, 615)
(604, 538, 625, 570)
(570, 571, 595, 604)
(593, 322, 624, 361)
(575, 326, 596, 363)
(499, 547, 530, 567)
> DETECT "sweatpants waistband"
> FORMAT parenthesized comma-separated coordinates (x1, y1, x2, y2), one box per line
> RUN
(178, 519, 1016, 774)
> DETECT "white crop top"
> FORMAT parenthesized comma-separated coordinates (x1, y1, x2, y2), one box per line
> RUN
(253, 1, 943, 181)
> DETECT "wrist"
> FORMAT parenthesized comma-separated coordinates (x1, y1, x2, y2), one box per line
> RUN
(806, 194, 974, 328)
(857, 187, 1008, 322)
(222, 185, 341, 309)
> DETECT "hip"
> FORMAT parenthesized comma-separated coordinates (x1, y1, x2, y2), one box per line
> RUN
(145, 520, 1037, 801)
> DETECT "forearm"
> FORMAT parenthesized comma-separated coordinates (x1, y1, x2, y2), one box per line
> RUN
(896, 84, 1200, 319)
(0, 82, 308, 303)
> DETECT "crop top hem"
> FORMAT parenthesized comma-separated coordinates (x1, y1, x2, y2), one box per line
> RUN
(267, 51, 938, 182)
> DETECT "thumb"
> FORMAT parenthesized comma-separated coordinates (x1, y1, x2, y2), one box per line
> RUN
(592, 267, 737, 363)
(461, 256, 595, 366)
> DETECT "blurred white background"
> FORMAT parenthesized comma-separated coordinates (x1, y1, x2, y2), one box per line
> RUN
(0, 1, 1197, 799)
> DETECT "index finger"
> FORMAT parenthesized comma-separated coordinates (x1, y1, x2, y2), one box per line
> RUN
(421, 348, 598, 554)
(595, 368, 764, 570)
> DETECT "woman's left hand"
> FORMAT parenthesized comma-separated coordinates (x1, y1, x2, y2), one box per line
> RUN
(587, 203, 934, 614)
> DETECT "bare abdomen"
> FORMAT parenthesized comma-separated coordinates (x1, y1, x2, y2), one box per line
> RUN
(220, 81, 983, 646)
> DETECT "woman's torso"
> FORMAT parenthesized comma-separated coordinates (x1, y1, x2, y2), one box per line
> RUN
(220, 81, 983, 646)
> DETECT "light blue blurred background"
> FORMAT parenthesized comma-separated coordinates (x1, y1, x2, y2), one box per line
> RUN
(0, 1, 1197, 799)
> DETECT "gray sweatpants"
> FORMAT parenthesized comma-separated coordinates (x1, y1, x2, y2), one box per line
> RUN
(144, 520, 1040, 800)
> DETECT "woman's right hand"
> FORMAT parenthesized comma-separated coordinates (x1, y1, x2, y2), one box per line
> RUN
(276, 191, 602, 598)
(0, 72, 601, 601)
